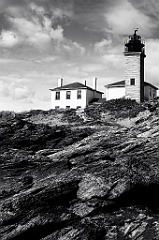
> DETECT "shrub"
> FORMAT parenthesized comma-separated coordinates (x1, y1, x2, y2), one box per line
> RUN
(84, 98, 145, 120)
(61, 109, 83, 123)
(0, 111, 15, 118)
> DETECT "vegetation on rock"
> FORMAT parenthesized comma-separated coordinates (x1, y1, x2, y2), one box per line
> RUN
(84, 98, 146, 120)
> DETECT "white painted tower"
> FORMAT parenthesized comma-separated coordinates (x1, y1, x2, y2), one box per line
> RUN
(124, 29, 146, 102)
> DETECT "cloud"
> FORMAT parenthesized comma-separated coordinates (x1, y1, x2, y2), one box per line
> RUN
(0, 30, 19, 47)
(129, 0, 159, 20)
(66, 65, 88, 78)
(14, 85, 35, 100)
(0, 81, 12, 97)
(53, 39, 86, 60)
(102, 54, 123, 70)
(74, 0, 108, 34)
(0, 1, 87, 62)
(29, 2, 45, 16)
(0, 80, 35, 101)
(74, 0, 159, 42)
(72, 42, 85, 55)
(10, 14, 64, 47)
(38, 94, 50, 102)
(81, 63, 106, 73)
(50, 25, 64, 41)
(94, 39, 112, 52)
(129, 0, 159, 39)
(105, 0, 156, 38)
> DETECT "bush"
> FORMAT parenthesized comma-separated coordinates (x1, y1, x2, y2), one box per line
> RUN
(61, 109, 83, 123)
(0, 111, 15, 119)
(84, 106, 101, 120)
(102, 98, 139, 111)
(84, 98, 145, 120)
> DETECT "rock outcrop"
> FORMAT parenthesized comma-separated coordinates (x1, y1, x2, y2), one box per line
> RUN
(1, 107, 159, 239)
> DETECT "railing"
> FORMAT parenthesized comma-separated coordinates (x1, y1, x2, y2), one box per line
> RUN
(124, 46, 145, 53)
(124, 39, 145, 45)
(124, 39, 145, 53)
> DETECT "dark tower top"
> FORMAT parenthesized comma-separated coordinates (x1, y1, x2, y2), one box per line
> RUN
(125, 29, 145, 54)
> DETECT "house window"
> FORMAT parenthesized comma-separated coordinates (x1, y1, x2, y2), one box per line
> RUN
(66, 106, 70, 109)
(130, 78, 135, 85)
(55, 91, 60, 100)
(77, 90, 82, 99)
(66, 91, 71, 99)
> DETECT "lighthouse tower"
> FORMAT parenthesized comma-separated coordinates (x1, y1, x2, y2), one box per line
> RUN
(124, 29, 146, 102)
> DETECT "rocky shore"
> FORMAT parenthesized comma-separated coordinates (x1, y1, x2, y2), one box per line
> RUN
(1, 100, 159, 239)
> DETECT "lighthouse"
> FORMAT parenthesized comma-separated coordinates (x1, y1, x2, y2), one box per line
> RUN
(124, 29, 146, 102)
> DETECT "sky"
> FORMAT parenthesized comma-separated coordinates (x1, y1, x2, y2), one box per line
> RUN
(0, 0, 159, 112)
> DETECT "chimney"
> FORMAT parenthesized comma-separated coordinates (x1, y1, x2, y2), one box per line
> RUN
(58, 78, 63, 87)
(83, 80, 87, 86)
(92, 77, 97, 90)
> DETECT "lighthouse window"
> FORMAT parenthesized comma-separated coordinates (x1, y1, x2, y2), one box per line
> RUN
(130, 78, 135, 85)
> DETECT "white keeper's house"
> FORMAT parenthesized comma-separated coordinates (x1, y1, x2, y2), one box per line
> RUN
(105, 29, 158, 102)
(50, 78, 103, 109)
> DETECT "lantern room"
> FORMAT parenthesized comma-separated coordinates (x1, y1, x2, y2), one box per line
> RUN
(124, 29, 145, 54)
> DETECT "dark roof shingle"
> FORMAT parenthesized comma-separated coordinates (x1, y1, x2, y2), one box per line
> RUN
(50, 82, 103, 94)
(105, 80, 125, 88)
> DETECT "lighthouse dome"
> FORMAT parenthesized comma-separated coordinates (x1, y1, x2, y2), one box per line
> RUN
(125, 29, 145, 53)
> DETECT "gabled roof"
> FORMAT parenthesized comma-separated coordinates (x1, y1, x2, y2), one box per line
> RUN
(105, 80, 125, 88)
(50, 82, 104, 94)
(144, 81, 158, 90)
(105, 80, 158, 90)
